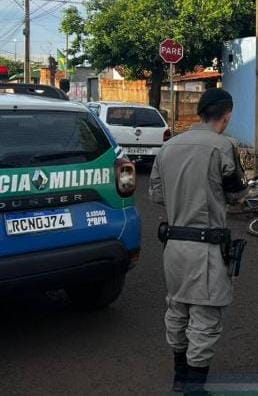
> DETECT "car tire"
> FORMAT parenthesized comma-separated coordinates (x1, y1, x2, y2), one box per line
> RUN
(65, 275, 125, 310)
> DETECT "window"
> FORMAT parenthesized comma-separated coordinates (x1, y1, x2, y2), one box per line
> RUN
(107, 107, 135, 126)
(0, 110, 111, 167)
(134, 108, 165, 127)
(107, 106, 165, 128)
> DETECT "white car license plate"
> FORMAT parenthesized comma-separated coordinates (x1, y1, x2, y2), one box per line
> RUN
(5, 209, 73, 236)
(123, 147, 152, 155)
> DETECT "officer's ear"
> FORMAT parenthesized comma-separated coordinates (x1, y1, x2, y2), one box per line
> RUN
(220, 111, 232, 133)
(225, 111, 232, 124)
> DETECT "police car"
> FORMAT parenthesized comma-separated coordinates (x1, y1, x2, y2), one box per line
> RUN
(0, 83, 141, 309)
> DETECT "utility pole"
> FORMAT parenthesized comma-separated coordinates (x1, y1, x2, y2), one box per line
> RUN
(255, 0, 258, 176)
(65, 33, 69, 78)
(23, 0, 30, 83)
(14, 39, 17, 62)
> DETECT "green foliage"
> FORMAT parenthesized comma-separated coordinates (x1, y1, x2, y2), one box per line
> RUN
(84, 0, 176, 75)
(60, 0, 255, 74)
(60, 7, 85, 59)
(173, 0, 255, 70)
(0, 57, 23, 77)
(60, 0, 255, 107)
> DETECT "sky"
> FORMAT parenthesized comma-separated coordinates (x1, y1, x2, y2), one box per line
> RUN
(0, 0, 85, 62)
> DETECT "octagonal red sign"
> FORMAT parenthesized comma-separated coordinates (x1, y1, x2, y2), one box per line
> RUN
(159, 39, 184, 64)
(0, 66, 9, 75)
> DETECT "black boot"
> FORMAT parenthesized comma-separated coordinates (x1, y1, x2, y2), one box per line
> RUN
(172, 350, 188, 392)
(183, 365, 210, 395)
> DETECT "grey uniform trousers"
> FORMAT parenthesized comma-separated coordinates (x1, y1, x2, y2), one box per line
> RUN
(165, 297, 226, 367)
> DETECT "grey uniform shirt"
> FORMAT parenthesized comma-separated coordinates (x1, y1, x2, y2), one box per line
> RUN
(149, 123, 247, 306)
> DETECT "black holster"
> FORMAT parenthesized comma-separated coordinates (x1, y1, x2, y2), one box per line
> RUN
(158, 222, 169, 245)
(226, 239, 247, 277)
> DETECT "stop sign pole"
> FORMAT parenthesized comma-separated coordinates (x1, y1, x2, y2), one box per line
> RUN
(169, 62, 175, 133)
(159, 39, 184, 133)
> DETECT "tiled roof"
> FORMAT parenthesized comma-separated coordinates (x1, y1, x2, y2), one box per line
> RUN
(174, 71, 221, 82)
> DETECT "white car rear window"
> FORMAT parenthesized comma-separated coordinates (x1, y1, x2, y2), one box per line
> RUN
(107, 107, 165, 128)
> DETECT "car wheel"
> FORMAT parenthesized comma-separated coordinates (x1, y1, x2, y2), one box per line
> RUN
(65, 275, 125, 310)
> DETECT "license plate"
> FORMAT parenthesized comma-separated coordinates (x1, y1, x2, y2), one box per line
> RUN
(5, 209, 73, 236)
(123, 147, 152, 155)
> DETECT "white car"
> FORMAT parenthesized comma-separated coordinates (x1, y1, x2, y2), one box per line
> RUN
(87, 102, 171, 161)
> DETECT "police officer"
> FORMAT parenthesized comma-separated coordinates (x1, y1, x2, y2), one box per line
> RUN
(149, 88, 248, 395)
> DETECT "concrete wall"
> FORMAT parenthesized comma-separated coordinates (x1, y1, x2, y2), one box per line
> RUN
(160, 89, 201, 131)
(40, 68, 66, 88)
(100, 68, 124, 80)
(174, 81, 205, 92)
(69, 82, 88, 102)
(100, 79, 149, 104)
(71, 67, 98, 83)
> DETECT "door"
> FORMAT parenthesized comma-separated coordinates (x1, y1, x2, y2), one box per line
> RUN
(133, 107, 166, 146)
(105, 106, 136, 145)
(87, 78, 99, 101)
(105, 106, 166, 147)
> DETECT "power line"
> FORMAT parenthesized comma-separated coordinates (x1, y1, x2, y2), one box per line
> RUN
(1, 0, 73, 65)
(0, 22, 20, 37)
(29, 0, 68, 21)
(0, 2, 23, 45)
(0, 22, 24, 46)
(0, 39, 66, 43)
(2, 2, 20, 21)
(30, 0, 59, 16)
(0, 49, 15, 55)
(30, 0, 50, 16)
(12, 0, 23, 9)
(31, 3, 64, 20)
(1, 18, 22, 21)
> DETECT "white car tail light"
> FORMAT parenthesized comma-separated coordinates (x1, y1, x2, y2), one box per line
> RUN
(115, 158, 136, 197)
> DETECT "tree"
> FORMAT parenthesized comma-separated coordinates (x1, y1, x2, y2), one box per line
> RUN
(0, 57, 23, 77)
(60, 0, 255, 109)
(60, 7, 86, 67)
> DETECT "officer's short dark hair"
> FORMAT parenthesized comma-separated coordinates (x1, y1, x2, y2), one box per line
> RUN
(197, 88, 233, 122)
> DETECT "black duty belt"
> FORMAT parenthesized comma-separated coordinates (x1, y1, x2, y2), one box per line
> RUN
(167, 226, 231, 245)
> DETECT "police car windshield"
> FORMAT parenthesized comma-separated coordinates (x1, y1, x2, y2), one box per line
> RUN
(0, 110, 110, 166)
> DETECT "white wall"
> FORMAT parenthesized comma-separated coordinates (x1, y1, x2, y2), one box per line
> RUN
(101, 68, 124, 80)
(174, 81, 205, 92)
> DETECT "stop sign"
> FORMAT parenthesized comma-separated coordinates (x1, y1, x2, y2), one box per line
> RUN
(159, 39, 184, 64)
(0, 66, 9, 81)
(0, 66, 9, 75)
